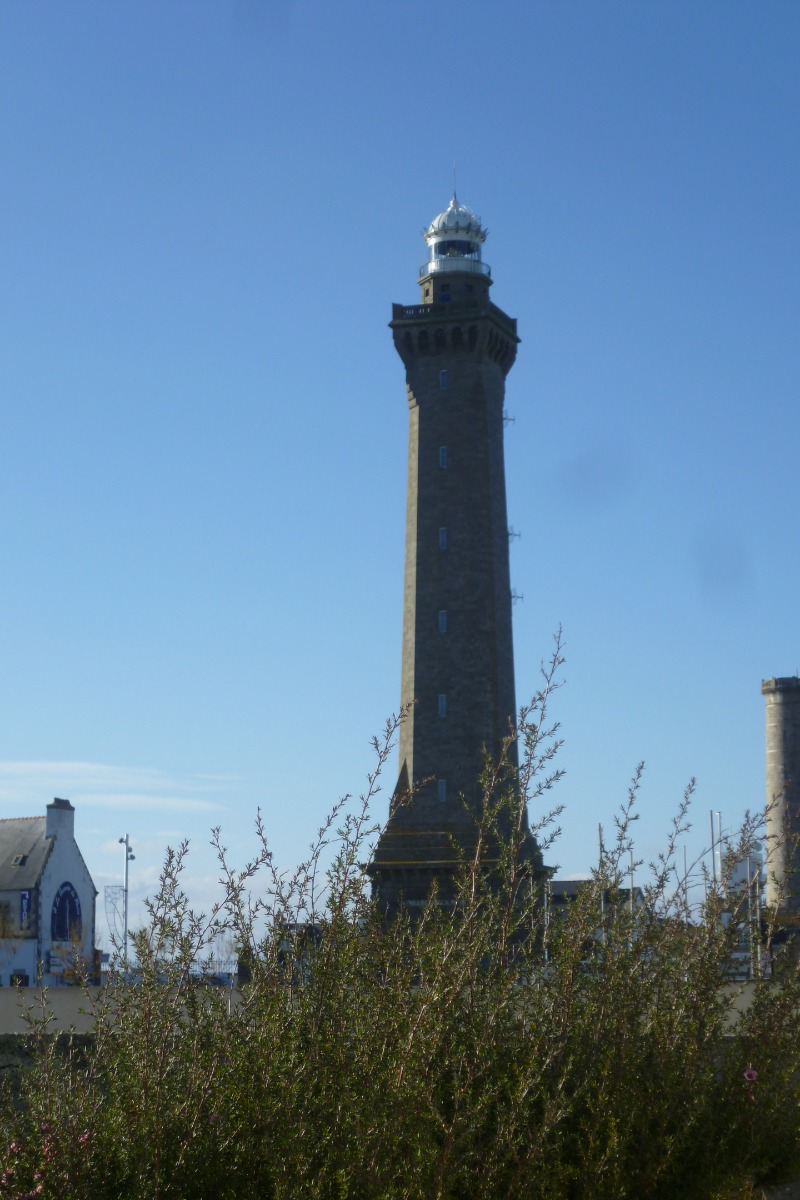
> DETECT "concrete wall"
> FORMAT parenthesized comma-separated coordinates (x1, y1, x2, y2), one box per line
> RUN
(763, 677, 800, 910)
(0, 985, 101, 1034)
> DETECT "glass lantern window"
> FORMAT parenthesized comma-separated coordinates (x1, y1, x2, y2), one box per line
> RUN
(434, 239, 479, 259)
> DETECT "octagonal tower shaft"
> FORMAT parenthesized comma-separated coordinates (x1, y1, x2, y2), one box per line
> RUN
(370, 197, 539, 911)
(394, 299, 519, 806)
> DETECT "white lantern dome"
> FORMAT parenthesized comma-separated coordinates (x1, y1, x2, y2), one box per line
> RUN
(422, 195, 490, 278)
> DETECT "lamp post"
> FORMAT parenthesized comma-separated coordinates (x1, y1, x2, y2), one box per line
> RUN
(118, 835, 135, 962)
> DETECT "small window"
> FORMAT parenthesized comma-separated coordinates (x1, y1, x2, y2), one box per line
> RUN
(11, 854, 26, 867)
(438, 609, 447, 633)
(437, 779, 447, 803)
(438, 527, 447, 550)
(439, 369, 448, 390)
(439, 446, 448, 468)
(438, 694, 447, 718)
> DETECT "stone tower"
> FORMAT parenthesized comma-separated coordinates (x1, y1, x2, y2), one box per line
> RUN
(369, 196, 542, 911)
(762, 676, 800, 911)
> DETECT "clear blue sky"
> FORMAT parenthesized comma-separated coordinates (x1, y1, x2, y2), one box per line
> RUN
(1, 2, 798, 944)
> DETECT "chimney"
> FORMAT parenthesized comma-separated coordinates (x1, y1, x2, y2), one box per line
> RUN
(46, 796, 75, 841)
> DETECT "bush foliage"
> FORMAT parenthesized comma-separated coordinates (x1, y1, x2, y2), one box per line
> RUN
(3, 642, 800, 1199)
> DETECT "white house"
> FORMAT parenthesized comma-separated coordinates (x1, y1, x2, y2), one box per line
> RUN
(0, 798, 97, 986)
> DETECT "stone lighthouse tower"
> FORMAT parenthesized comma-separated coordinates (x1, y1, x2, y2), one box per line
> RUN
(369, 196, 542, 911)
(762, 676, 800, 911)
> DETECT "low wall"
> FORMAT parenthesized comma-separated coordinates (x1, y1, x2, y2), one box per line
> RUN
(0, 985, 102, 1035)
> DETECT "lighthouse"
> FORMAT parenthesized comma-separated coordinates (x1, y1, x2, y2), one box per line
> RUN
(369, 196, 542, 911)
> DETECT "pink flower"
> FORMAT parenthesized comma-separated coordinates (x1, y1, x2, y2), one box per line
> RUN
(78, 1131, 91, 1146)
(744, 1068, 758, 1083)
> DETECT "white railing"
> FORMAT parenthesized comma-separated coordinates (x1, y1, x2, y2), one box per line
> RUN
(420, 257, 491, 279)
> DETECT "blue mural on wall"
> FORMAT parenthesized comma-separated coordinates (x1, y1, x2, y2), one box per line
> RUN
(19, 890, 31, 932)
(51, 882, 82, 942)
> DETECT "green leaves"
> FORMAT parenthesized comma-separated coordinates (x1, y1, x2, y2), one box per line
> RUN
(2, 654, 799, 1198)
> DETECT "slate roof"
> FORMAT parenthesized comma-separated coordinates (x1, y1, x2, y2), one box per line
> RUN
(0, 817, 52, 891)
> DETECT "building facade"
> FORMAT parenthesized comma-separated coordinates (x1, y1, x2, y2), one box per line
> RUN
(369, 196, 542, 910)
(0, 798, 97, 986)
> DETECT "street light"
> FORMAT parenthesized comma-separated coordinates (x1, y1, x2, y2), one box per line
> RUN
(118, 835, 135, 962)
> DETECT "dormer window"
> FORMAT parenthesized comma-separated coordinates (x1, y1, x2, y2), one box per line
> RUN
(11, 854, 27, 867)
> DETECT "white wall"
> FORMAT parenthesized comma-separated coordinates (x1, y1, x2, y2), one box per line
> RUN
(38, 831, 96, 984)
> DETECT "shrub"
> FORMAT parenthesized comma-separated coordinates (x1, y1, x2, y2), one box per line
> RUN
(2, 639, 799, 1199)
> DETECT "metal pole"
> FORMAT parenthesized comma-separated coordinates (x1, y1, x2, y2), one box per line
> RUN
(543, 878, 550, 965)
(119, 835, 134, 962)
(755, 853, 762, 978)
(684, 845, 689, 925)
(710, 811, 717, 890)
(598, 825, 605, 945)
(748, 856, 757, 980)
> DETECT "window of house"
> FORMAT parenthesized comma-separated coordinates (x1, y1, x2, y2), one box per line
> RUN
(439, 446, 448, 468)
(438, 609, 447, 633)
(438, 694, 447, 718)
(51, 882, 82, 943)
(437, 780, 447, 803)
(438, 527, 447, 550)
(439, 369, 448, 389)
